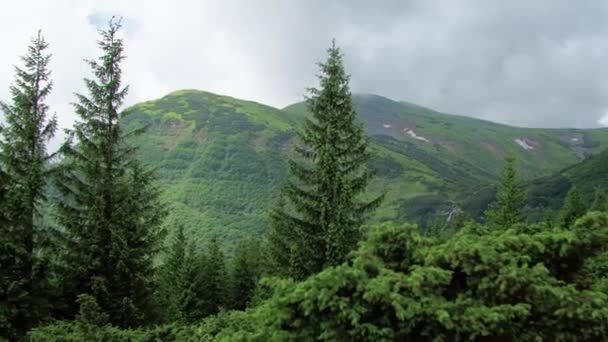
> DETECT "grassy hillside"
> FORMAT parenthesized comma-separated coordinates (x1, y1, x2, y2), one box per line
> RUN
(123, 90, 460, 251)
(285, 94, 608, 179)
(123, 90, 608, 250)
(123, 90, 289, 251)
(461, 148, 608, 221)
(527, 148, 608, 210)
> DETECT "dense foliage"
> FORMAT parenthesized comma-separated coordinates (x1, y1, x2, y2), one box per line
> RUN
(591, 187, 608, 212)
(221, 212, 608, 341)
(226, 238, 263, 311)
(155, 228, 263, 324)
(156, 225, 199, 322)
(29, 212, 608, 340)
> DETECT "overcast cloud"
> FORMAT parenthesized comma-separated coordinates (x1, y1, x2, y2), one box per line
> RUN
(2, 0, 608, 145)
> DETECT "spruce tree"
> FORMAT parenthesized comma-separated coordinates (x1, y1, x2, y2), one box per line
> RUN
(228, 238, 262, 310)
(591, 187, 607, 212)
(0, 31, 56, 338)
(484, 156, 527, 227)
(196, 237, 227, 317)
(266, 190, 292, 275)
(270, 41, 382, 278)
(0, 150, 9, 229)
(542, 208, 555, 229)
(55, 19, 165, 327)
(558, 186, 586, 227)
(158, 226, 199, 322)
(0, 167, 8, 226)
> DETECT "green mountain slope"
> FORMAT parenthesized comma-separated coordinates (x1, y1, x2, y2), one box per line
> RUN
(123, 90, 608, 249)
(527, 148, 608, 210)
(123, 90, 290, 250)
(462, 148, 608, 221)
(123, 90, 463, 249)
(285, 94, 608, 179)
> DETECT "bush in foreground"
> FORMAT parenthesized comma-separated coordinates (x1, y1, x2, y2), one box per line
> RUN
(30, 212, 608, 340)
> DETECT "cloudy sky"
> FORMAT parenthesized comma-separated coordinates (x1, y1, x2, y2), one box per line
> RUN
(2, 0, 608, 140)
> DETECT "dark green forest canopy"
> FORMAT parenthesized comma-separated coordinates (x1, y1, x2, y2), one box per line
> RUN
(226, 214, 608, 340)
(30, 212, 608, 340)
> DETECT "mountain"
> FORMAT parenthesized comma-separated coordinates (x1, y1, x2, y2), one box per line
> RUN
(122, 90, 608, 249)
(462, 148, 608, 221)
(123, 90, 456, 250)
(286, 94, 608, 179)
(527, 148, 608, 212)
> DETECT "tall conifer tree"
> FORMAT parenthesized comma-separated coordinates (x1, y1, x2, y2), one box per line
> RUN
(484, 156, 527, 227)
(0, 166, 8, 225)
(558, 186, 586, 227)
(158, 226, 199, 322)
(55, 18, 165, 327)
(591, 186, 607, 212)
(266, 190, 293, 275)
(270, 41, 382, 278)
(0, 31, 56, 338)
(196, 238, 227, 317)
(228, 238, 262, 310)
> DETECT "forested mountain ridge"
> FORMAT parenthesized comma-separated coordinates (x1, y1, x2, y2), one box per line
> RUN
(122, 89, 608, 247)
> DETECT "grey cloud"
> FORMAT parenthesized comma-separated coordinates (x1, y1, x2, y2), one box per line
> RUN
(2, 0, 608, 132)
(333, 1, 608, 127)
(176, 0, 608, 128)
